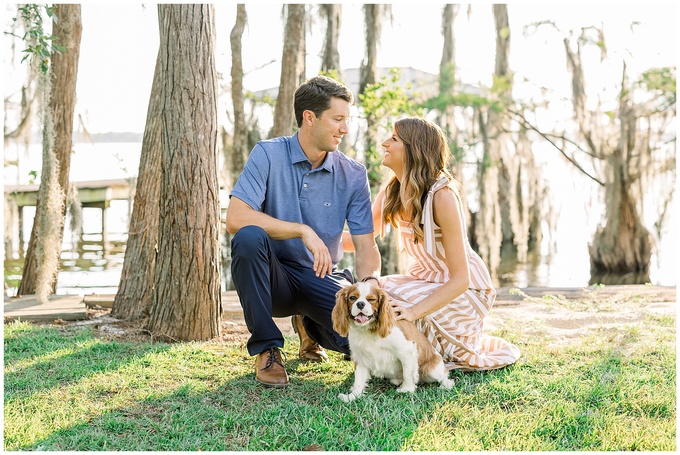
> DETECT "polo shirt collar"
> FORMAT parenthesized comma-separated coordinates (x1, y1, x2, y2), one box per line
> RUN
(291, 131, 336, 172)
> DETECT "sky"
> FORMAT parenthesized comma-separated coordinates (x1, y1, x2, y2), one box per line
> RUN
(3, 1, 678, 134)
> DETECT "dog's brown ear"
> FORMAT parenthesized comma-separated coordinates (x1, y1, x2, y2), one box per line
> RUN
(332, 287, 351, 337)
(375, 288, 395, 338)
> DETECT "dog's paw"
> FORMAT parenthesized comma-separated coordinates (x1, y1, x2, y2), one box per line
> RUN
(439, 377, 454, 390)
(396, 384, 416, 393)
(389, 378, 403, 386)
(338, 392, 358, 402)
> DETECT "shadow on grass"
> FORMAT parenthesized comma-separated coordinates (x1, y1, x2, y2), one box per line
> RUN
(4, 323, 172, 401)
(4, 322, 95, 364)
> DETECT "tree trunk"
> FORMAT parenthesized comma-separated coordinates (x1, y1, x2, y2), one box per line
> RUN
(474, 4, 514, 280)
(438, 5, 464, 187)
(229, 4, 248, 190)
(359, 4, 382, 96)
(438, 3, 458, 111)
(589, 73, 652, 282)
(111, 50, 163, 321)
(359, 4, 397, 274)
(272, 4, 305, 138)
(589, 156, 652, 281)
(320, 4, 342, 76)
(517, 124, 544, 257)
(148, 4, 222, 341)
(223, 4, 249, 291)
(18, 4, 81, 299)
(491, 4, 516, 251)
(475, 109, 502, 281)
(320, 3, 348, 156)
(562, 32, 654, 281)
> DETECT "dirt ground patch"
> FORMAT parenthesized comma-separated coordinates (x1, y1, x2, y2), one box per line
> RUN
(74, 309, 296, 345)
(484, 296, 675, 348)
(76, 288, 675, 349)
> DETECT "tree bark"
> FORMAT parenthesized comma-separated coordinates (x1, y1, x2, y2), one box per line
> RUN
(589, 155, 652, 280)
(562, 33, 653, 281)
(589, 69, 652, 281)
(148, 4, 222, 341)
(223, 4, 249, 291)
(359, 4, 382, 96)
(517, 124, 544, 256)
(111, 50, 163, 321)
(492, 4, 516, 251)
(438, 5, 463, 184)
(474, 4, 515, 279)
(229, 4, 248, 191)
(272, 4, 305, 138)
(475, 109, 502, 280)
(320, 4, 342, 76)
(18, 4, 81, 298)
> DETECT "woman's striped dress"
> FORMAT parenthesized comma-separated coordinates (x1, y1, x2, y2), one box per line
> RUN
(380, 177, 521, 371)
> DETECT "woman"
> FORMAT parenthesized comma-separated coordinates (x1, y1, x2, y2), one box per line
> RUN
(374, 117, 520, 371)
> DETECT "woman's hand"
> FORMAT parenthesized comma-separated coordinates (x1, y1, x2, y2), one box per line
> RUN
(391, 301, 417, 322)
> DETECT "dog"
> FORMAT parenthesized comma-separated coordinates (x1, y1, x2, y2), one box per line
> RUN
(332, 281, 454, 402)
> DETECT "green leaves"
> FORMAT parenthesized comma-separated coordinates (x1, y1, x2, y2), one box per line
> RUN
(639, 67, 676, 100)
(14, 4, 65, 74)
(358, 68, 422, 194)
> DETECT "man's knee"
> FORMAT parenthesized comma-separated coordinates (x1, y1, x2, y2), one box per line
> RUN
(231, 225, 268, 254)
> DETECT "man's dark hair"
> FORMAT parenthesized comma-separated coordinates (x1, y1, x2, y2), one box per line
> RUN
(293, 76, 353, 127)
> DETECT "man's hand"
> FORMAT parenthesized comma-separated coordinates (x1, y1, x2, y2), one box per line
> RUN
(301, 227, 333, 278)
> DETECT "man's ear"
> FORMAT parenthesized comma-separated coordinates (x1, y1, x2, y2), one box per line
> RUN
(302, 109, 315, 126)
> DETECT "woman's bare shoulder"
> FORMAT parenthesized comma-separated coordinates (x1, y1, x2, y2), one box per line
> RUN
(432, 185, 462, 227)
(432, 184, 459, 206)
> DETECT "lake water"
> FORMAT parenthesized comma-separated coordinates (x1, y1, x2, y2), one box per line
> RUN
(3, 141, 676, 297)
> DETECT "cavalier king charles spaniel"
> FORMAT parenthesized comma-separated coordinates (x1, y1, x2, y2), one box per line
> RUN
(332, 281, 454, 402)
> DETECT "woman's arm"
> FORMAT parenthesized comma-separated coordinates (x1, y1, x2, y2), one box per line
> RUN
(342, 189, 386, 253)
(393, 187, 470, 321)
(371, 189, 386, 240)
(342, 190, 383, 281)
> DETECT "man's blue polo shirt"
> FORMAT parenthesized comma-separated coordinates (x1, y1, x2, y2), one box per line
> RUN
(230, 132, 374, 269)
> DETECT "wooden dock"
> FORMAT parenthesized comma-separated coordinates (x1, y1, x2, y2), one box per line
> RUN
(4, 178, 133, 209)
(4, 294, 87, 322)
(4, 285, 675, 324)
(4, 178, 134, 254)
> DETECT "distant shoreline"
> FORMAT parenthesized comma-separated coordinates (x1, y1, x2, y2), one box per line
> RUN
(23, 132, 144, 144)
(73, 132, 143, 143)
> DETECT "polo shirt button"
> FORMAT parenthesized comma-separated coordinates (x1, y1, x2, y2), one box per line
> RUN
(303, 183, 308, 188)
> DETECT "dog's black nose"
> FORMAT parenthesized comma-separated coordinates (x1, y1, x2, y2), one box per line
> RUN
(356, 301, 365, 310)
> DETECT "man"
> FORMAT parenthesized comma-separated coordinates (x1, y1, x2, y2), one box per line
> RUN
(226, 76, 381, 388)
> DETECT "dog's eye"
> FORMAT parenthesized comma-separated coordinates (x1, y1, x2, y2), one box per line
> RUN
(348, 295, 357, 302)
(366, 297, 377, 303)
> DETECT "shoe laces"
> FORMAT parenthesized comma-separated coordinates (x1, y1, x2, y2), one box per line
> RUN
(262, 347, 286, 371)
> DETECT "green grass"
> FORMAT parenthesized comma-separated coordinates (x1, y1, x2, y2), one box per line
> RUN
(4, 314, 676, 451)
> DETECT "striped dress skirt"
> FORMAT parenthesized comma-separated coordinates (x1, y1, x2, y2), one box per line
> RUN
(381, 220, 521, 372)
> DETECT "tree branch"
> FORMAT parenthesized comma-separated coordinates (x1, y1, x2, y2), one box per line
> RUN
(4, 96, 33, 140)
(508, 109, 605, 186)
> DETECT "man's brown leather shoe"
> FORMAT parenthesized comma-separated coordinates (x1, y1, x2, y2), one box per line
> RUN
(254, 347, 289, 388)
(292, 315, 329, 362)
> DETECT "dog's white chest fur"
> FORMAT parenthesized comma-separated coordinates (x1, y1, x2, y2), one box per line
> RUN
(348, 326, 417, 379)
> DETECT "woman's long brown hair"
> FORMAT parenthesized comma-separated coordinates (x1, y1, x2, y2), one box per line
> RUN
(382, 117, 459, 244)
